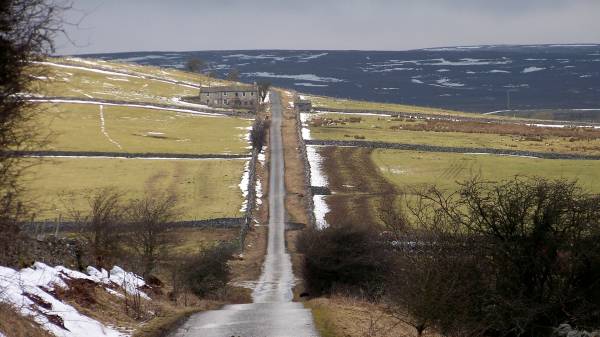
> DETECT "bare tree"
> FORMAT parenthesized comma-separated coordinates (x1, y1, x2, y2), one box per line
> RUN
(185, 57, 205, 73)
(257, 81, 271, 102)
(250, 118, 270, 152)
(71, 188, 126, 273)
(207, 70, 220, 79)
(126, 194, 179, 278)
(0, 0, 71, 266)
(225, 68, 240, 82)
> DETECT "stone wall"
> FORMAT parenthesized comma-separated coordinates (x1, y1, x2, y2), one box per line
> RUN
(305, 139, 600, 160)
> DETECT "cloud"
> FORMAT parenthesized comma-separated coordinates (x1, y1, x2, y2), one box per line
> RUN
(56, 0, 600, 54)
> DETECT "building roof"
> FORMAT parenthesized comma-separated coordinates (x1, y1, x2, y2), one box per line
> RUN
(200, 85, 257, 93)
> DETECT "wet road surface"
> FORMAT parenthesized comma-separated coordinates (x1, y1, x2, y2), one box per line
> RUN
(170, 92, 319, 337)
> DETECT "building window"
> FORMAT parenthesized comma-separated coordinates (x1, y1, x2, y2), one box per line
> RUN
(206, 100, 209, 104)
(224, 99, 228, 104)
(235, 92, 239, 97)
(242, 92, 246, 97)
(205, 93, 209, 97)
(224, 92, 227, 96)
(214, 99, 218, 105)
(250, 92, 254, 96)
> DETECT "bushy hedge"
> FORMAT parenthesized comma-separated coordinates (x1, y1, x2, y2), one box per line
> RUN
(298, 224, 391, 299)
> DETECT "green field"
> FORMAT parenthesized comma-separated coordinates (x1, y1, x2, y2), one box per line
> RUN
(23, 157, 246, 221)
(34, 103, 252, 154)
(373, 149, 600, 193)
(306, 112, 600, 155)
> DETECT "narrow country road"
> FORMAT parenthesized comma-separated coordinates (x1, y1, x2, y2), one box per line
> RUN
(170, 92, 319, 337)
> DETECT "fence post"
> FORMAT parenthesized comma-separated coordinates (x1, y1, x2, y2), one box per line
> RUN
(54, 214, 61, 236)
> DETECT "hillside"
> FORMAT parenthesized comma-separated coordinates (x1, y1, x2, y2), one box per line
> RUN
(1, 58, 268, 337)
(80, 45, 600, 114)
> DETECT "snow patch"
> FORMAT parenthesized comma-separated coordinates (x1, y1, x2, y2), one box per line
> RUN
(0, 262, 146, 337)
(435, 78, 465, 87)
(294, 82, 329, 87)
(300, 113, 312, 140)
(239, 160, 250, 212)
(28, 98, 226, 117)
(306, 145, 328, 187)
(245, 72, 344, 83)
(313, 195, 330, 229)
(522, 66, 546, 73)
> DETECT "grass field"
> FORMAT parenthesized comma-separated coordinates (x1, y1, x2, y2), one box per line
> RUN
(31, 57, 230, 103)
(306, 112, 600, 155)
(57, 57, 227, 87)
(316, 146, 600, 228)
(32, 103, 252, 154)
(23, 157, 246, 221)
(373, 149, 600, 193)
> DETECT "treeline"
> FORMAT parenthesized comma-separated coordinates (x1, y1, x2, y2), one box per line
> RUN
(299, 177, 600, 337)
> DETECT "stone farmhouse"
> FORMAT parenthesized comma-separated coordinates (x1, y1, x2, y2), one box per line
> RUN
(199, 84, 259, 109)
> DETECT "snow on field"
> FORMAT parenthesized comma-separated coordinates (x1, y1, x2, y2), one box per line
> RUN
(86, 266, 150, 300)
(431, 58, 511, 66)
(256, 179, 263, 206)
(298, 52, 329, 61)
(239, 160, 250, 212)
(170, 97, 225, 111)
(294, 82, 329, 87)
(244, 72, 344, 83)
(0, 262, 150, 337)
(411, 78, 424, 84)
(258, 148, 267, 164)
(464, 152, 539, 159)
(99, 105, 123, 149)
(313, 110, 392, 117)
(435, 78, 465, 88)
(306, 145, 328, 187)
(522, 66, 546, 73)
(28, 98, 226, 117)
(25, 154, 248, 161)
(263, 91, 271, 103)
(36, 61, 139, 78)
(300, 113, 312, 140)
(313, 195, 330, 229)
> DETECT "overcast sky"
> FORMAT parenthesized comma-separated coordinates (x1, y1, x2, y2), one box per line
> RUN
(56, 0, 600, 55)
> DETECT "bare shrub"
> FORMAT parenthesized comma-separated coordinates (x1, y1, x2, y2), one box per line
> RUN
(125, 194, 179, 278)
(180, 243, 236, 298)
(250, 118, 270, 152)
(395, 177, 600, 337)
(185, 58, 205, 73)
(70, 188, 127, 273)
(298, 224, 391, 299)
(257, 81, 271, 102)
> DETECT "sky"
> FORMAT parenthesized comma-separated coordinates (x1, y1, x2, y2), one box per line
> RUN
(56, 0, 600, 55)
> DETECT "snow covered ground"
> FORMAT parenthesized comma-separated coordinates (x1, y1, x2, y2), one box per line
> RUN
(0, 262, 149, 337)
(27, 98, 226, 117)
(239, 160, 251, 212)
(306, 145, 330, 228)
